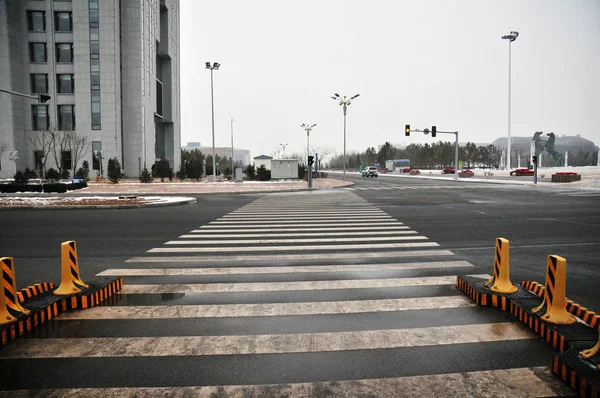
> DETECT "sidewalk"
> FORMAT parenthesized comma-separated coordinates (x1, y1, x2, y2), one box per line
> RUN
(65, 177, 352, 195)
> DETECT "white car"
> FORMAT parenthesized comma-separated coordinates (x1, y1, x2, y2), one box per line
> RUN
(362, 166, 379, 177)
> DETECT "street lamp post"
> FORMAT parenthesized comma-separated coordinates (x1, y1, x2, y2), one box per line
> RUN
(280, 143, 288, 158)
(301, 124, 316, 188)
(331, 93, 359, 181)
(205, 62, 220, 181)
(501, 31, 518, 171)
(301, 124, 316, 164)
(230, 118, 234, 177)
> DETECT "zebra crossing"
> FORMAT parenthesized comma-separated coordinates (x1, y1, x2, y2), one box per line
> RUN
(343, 184, 497, 191)
(0, 190, 574, 396)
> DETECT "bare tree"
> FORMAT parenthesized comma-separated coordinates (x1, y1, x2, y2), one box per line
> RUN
(30, 128, 56, 180)
(50, 129, 71, 176)
(310, 145, 335, 170)
(0, 141, 7, 158)
(68, 131, 90, 176)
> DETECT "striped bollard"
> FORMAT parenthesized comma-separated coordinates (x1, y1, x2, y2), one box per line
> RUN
(532, 255, 576, 324)
(0, 257, 30, 325)
(54, 241, 90, 296)
(483, 238, 517, 294)
(581, 331, 600, 371)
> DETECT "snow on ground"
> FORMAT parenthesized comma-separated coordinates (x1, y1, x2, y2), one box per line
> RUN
(0, 196, 194, 207)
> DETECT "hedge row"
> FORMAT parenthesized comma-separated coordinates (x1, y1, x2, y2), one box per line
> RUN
(0, 181, 88, 193)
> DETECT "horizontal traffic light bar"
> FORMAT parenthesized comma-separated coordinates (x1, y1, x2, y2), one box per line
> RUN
(405, 124, 457, 137)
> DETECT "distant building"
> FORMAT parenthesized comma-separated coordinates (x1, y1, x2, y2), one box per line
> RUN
(182, 143, 251, 166)
(253, 154, 272, 170)
(0, 0, 181, 178)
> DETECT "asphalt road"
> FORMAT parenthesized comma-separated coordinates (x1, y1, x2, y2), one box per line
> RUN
(0, 176, 597, 396)
(346, 173, 600, 310)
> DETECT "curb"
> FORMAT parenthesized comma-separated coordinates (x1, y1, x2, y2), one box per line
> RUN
(0, 197, 197, 210)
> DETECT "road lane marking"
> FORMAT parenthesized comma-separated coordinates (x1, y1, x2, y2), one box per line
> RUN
(148, 242, 439, 253)
(192, 225, 409, 232)
(4, 367, 572, 397)
(209, 219, 400, 225)
(58, 296, 477, 320)
(201, 221, 406, 228)
(163, 236, 429, 245)
(0, 322, 533, 358)
(120, 275, 490, 294)
(126, 250, 456, 262)
(97, 260, 474, 276)
(179, 230, 418, 238)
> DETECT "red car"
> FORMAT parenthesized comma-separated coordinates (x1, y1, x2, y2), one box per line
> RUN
(442, 167, 455, 174)
(510, 168, 534, 176)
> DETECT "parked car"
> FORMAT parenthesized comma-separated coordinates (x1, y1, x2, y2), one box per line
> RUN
(442, 167, 455, 174)
(510, 168, 534, 176)
(362, 166, 379, 177)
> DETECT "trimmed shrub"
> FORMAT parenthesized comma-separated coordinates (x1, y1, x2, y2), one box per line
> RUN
(46, 168, 60, 182)
(14, 171, 28, 183)
(107, 157, 123, 183)
(139, 167, 152, 183)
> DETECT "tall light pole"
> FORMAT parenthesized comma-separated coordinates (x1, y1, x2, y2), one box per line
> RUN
(331, 93, 359, 181)
(206, 61, 220, 181)
(301, 123, 316, 164)
(501, 31, 518, 171)
(230, 118, 234, 176)
(280, 143, 288, 158)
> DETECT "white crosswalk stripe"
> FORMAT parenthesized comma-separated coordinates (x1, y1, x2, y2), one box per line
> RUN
(0, 190, 573, 396)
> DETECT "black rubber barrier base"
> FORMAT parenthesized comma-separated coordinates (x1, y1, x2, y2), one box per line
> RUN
(457, 275, 600, 397)
(1, 277, 123, 348)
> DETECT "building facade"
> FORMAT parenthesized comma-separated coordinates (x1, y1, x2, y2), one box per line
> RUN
(0, 0, 180, 179)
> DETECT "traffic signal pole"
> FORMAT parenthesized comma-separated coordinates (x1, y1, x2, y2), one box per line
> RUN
(406, 125, 459, 180)
(0, 87, 50, 103)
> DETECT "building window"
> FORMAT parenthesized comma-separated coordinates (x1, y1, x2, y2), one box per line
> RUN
(90, 71, 100, 88)
(90, 27, 99, 41)
(57, 74, 74, 94)
(61, 151, 72, 171)
(90, 41, 99, 55)
(32, 105, 49, 131)
(57, 105, 75, 130)
(90, 9, 99, 25)
(30, 74, 48, 94)
(29, 43, 47, 63)
(92, 141, 101, 170)
(56, 43, 73, 63)
(91, 88, 101, 129)
(54, 12, 73, 32)
(27, 11, 46, 32)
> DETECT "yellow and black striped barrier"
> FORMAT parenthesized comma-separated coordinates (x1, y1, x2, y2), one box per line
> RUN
(0, 257, 30, 325)
(54, 241, 89, 296)
(458, 245, 600, 396)
(532, 255, 576, 325)
(1, 241, 123, 348)
(522, 280, 600, 332)
(17, 282, 55, 303)
(484, 238, 517, 294)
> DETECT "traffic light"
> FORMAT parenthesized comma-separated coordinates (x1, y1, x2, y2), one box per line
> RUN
(532, 155, 537, 165)
(38, 94, 51, 103)
(307, 155, 314, 166)
(431, 126, 436, 138)
(405, 125, 410, 136)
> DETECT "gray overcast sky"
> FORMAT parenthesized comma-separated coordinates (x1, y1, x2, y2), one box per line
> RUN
(180, 0, 600, 160)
